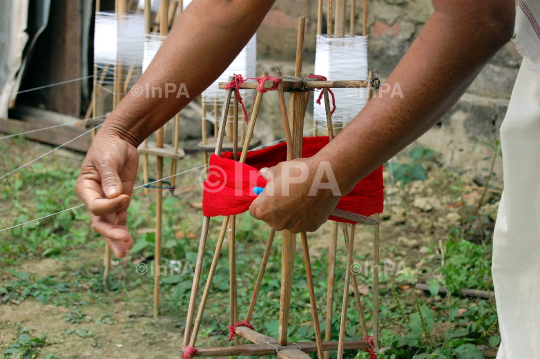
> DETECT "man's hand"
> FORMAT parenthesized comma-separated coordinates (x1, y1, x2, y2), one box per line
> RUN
(249, 158, 342, 233)
(75, 133, 139, 258)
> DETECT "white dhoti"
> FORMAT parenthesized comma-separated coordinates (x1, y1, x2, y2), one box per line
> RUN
(493, 56, 540, 358)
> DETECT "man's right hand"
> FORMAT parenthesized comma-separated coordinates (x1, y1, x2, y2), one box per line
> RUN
(75, 133, 139, 258)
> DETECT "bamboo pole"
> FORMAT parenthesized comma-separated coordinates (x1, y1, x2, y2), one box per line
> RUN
(363, 0, 368, 37)
(317, 0, 323, 36)
(337, 225, 355, 359)
(229, 89, 240, 345)
(324, 221, 338, 359)
(350, 0, 356, 37)
(202, 95, 209, 173)
(189, 77, 266, 346)
(279, 17, 305, 347)
(301, 233, 324, 359)
(170, 113, 180, 187)
(182, 79, 236, 348)
(334, 0, 345, 38)
(142, 0, 151, 194)
(153, 0, 169, 318)
(245, 229, 276, 322)
(328, 0, 333, 39)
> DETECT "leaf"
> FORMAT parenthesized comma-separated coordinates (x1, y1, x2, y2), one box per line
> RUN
(75, 329, 89, 337)
(427, 278, 440, 297)
(409, 305, 434, 335)
(489, 336, 501, 347)
(411, 165, 427, 180)
(265, 320, 280, 338)
(131, 240, 150, 253)
(397, 333, 421, 348)
(453, 343, 484, 359)
(18, 333, 31, 342)
(408, 146, 425, 161)
(161, 275, 183, 284)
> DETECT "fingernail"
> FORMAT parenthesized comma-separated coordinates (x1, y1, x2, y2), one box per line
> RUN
(106, 185, 118, 198)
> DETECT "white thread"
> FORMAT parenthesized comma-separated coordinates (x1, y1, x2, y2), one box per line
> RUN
(264, 342, 280, 355)
(202, 35, 257, 106)
(143, 33, 166, 73)
(0, 115, 107, 140)
(0, 76, 94, 99)
(0, 125, 102, 182)
(313, 35, 368, 125)
(94, 12, 146, 67)
(137, 0, 193, 12)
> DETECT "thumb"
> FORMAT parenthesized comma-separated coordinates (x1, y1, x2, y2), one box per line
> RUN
(260, 167, 275, 181)
(97, 155, 123, 198)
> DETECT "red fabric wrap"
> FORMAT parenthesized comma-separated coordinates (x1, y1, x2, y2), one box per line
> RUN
(182, 346, 199, 359)
(363, 336, 377, 359)
(202, 136, 384, 223)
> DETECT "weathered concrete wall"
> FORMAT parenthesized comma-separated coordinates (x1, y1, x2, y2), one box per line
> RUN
(255, 0, 521, 185)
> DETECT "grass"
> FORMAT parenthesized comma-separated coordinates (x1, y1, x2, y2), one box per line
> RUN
(1, 140, 502, 358)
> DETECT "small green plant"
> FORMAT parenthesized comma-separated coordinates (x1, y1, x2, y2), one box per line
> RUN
(388, 146, 436, 186)
(2, 332, 51, 359)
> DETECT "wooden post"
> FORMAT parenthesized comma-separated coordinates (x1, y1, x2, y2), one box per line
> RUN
(337, 225, 355, 359)
(350, 0, 356, 37)
(301, 233, 324, 359)
(279, 17, 305, 347)
(170, 113, 180, 187)
(142, 0, 151, 194)
(317, 0, 323, 36)
(363, 0, 368, 37)
(328, 0, 333, 39)
(334, 0, 345, 38)
(154, 0, 169, 318)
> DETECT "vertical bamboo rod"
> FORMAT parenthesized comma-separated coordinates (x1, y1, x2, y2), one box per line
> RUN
(153, 0, 169, 318)
(245, 229, 276, 322)
(214, 95, 219, 137)
(324, 221, 338, 359)
(201, 95, 209, 173)
(337, 225, 355, 359)
(363, 0, 368, 36)
(301, 233, 325, 359)
(229, 90, 240, 345)
(142, 0, 151, 193)
(317, 0, 323, 35)
(350, 0, 356, 37)
(334, 0, 345, 38)
(328, 0, 333, 39)
(279, 18, 305, 347)
(170, 113, 180, 187)
(323, 89, 334, 140)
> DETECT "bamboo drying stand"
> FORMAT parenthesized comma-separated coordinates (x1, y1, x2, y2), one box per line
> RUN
(181, 17, 381, 359)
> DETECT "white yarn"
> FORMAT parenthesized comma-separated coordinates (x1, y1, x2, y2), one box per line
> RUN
(142, 33, 166, 72)
(202, 34, 257, 107)
(313, 35, 368, 125)
(137, 0, 193, 12)
(94, 12, 145, 67)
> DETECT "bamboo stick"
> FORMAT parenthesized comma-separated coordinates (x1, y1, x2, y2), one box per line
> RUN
(317, 0, 323, 35)
(363, 0, 368, 37)
(328, 0, 333, 39)
(337, 225, 355, 359)
(170, 113, 180, 187)
(334, 0, 345, 38)
(201, 95, 209, 173)
(344, 225, 369, 338)
(323, 89, 334, 140)
(142, 0, 151, 193)
(301, 233, 324, 359)
(182, 79, 236, 348)
(245, 230, 276, 322)
(324, 221, 338, 359)
(153, 0, 169, 318)
(350, 0, 356, 37)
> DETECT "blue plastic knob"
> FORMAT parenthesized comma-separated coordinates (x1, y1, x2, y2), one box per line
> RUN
(253, 187, 264, 195)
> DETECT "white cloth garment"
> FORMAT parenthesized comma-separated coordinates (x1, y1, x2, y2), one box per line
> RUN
(493, 57, 540, 358)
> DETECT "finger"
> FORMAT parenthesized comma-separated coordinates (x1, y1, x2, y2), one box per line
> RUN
(116, 210, 134, 251)
(249, 200, 261, 221)
(91, 214, 133, 244)
(95, 155, 123, 198)
(77, 179, 131, 216)
(259, 167, 275, 181)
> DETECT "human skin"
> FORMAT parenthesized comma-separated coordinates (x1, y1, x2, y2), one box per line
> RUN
(76, 0, 515, 257)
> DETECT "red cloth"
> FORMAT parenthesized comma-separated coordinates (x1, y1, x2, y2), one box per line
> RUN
(202, 136, 384, 223)
(363, 336, 377, 359)
(182, 346, 199, 359)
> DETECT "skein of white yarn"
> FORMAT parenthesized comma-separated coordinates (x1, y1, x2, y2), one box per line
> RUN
(313, 35, 368, 126)
(94, 12, 146, 67)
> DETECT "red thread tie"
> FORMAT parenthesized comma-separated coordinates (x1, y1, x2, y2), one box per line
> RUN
(363, 336, 377, 359)
(202, 136, 384, 222)
(182, 346, 199, 359)
(224, 74, 281, 124)
(227, 320, 255, 341)
(307, 74, 337, 115)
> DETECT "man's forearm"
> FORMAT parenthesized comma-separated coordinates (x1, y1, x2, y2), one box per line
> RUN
(319, 0, 515, 194)
(100, 0, 275, 147)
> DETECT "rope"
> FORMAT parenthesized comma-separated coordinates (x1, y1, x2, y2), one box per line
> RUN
(227, 320, 254, 342)
(224, 74, 281, 124)
(363, 336, 377, 359)
(264, 342, 280, 356)
(182, 346, 199, 359)
(307, 74, 336, 115)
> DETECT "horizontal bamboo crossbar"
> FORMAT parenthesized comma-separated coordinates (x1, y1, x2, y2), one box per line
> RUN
(218, 79, 371, 91)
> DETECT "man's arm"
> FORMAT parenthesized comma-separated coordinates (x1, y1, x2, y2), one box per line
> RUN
(75, 0, 275, 257)
(249, 0, 515, 233)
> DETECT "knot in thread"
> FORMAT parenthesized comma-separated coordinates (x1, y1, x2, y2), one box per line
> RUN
(227, 320, 255, 342)
(182, 346, 199, 359)
(307, 74, 336, 115)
